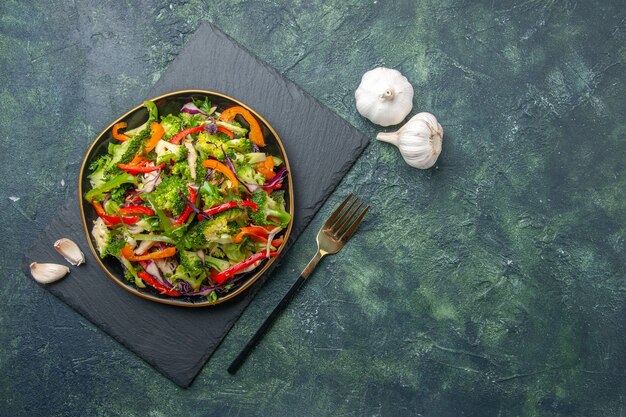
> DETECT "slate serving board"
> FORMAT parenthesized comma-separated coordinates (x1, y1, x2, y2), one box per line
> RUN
(22, 22, 369, 388)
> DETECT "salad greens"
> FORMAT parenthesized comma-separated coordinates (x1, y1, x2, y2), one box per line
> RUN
(85, 98, 290, 300)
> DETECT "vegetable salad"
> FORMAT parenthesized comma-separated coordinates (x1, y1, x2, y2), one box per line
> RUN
(85, 98, 290, 301)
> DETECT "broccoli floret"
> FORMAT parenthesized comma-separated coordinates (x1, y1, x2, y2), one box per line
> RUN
(182, 209, 244, 250)
(199, 182, 221, 208)
(180, 112, 204, 128)
(170, 264, 205, 291)
(91, 218, 126, 258)
(171, 161, 193, 182)
(190, 215, 228, 248)
(236, 163, 265, 185)
(195, 159, 207, 182)
(104, 130, 147, 176)
(227, 138, 254, 154)
(150, 175, 188, 215)
(195, 132, 226, 160)
(183, 224, 210, 250)
(221, 207, 246, 223)
(106, 237, 128, 258)
(179, 250, 205, 277)
(196, 131, 253, 161)
(110, 184, 130, 206)
(160, 114, 182, 141)
(250, 190, 291, 227)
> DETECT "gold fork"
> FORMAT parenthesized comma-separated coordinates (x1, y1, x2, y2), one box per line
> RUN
(228, 194, 369, 374)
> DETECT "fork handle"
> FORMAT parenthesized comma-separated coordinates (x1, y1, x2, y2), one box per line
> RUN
(227, 251, 323, 375)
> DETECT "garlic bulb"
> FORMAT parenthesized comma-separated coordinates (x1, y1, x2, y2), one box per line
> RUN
(54, 238, 85, 266)
(30, 262, 70, 284)
(376, 112, 443, 169)
(355, 67, 414, 126)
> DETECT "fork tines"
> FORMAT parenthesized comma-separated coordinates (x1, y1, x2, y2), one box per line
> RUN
(324, 194, 370, 242)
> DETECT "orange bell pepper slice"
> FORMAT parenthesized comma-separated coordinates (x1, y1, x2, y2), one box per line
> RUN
(144, 122, 165, 153)
(219, 106, 265, 147)
(124, 123, 164, 166)
(129, 155, 146, 165)
(202, 159, 239, 190)
(121, 245, 177, 262)
(257, 155, 275, 180)
(233, 226, 270, 243)
(112, 122, 130, 142)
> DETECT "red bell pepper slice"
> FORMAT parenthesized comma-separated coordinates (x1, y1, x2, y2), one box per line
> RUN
(213, 251, 279, 285)
(217, 126, 234, 139)
(174, 186, 197, 226)
(137, 271, 182, 297)
(199, 200, 258, 220)
(270, 236, 284, 248)
(117, 206, 155, 216)
(170, 125, 205, 145)
(117, 162, 165, 175)
(121, 245, 177, 262)
(91, 201, 139, 227)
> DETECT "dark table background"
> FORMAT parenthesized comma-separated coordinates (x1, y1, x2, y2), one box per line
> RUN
(1, 1, 625, 416)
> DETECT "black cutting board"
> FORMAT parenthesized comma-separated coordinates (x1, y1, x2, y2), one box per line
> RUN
(22, 22, 369, 388)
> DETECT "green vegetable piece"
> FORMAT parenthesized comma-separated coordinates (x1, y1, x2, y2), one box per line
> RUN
(171, 264, 205, 291)
(180, 112, 204, 128)
(236, 163, 265, 185)
(150, 175, 188, 216)
(171, 161, 193, 182)
(221, 242, 246, 263)
(84, 172, 137, 202)
(179, 250, 205, 278)
(199, 182, 221, 209)
(250, 190, 291, 227)
(205, 256, 230, 272)
(192, 97, 213, 114)
(159, 114, 182, 141)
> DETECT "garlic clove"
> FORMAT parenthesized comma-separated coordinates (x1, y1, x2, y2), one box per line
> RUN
(30, 262, 70, 284)
(54, 238, 85, 266)
(355, 67, 414, 127)
(376, 112, 443, 169)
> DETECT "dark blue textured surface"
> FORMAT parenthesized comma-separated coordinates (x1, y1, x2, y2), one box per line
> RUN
(1, 0, 625, 416)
